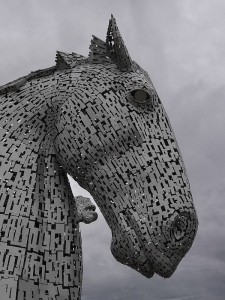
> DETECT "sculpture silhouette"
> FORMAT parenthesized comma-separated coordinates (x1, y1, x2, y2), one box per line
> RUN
(0, 15, 198, 300)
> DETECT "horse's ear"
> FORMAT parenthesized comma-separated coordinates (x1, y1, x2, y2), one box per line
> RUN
(106, 14, 133, 72)
(88, 15, 134, 72)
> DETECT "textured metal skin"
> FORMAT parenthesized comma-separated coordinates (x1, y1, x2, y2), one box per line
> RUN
(0, 15, 198, 300)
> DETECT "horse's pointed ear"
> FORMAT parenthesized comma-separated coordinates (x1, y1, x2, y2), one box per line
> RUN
(106, 14, 133, 71)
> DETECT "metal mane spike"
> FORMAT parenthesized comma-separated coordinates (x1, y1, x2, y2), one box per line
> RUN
(88, 35, 112, 64)
(56, 51, 87, 70)
(106, 14, 133, 72)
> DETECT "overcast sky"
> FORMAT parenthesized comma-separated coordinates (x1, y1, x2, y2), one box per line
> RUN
(0, 1, 225, 299)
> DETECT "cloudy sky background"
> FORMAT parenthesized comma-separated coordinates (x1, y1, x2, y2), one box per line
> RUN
(0, 1, 225, 299)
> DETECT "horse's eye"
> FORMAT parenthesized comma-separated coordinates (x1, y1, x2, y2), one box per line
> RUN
(130, 89, 151, 103)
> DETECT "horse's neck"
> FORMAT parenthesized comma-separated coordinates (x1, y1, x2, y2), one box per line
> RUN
(0, 75, 77, 223)
(0, 75, 83, 295)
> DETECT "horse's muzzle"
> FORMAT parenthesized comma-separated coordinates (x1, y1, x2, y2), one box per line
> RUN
(125, 208, 198, 278)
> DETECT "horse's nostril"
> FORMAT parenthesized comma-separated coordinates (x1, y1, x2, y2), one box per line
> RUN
(170, 212, 190, 241)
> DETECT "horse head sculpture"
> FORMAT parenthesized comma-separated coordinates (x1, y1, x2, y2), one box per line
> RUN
(0, 15, 198, 300)
(55, 15, 198, 278)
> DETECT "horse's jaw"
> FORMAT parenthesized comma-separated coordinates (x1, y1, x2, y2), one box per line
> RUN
(110, 228, 155, 278)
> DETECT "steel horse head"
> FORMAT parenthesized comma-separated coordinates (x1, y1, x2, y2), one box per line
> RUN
(0, 15, 198, 300)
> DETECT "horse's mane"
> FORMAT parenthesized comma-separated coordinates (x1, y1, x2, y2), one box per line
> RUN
(0, 51, 87, 95)
(0, 43, 148, 97)
(0, 31, 139, 96)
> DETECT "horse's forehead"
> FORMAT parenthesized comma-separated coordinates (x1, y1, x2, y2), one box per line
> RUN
(82, 64, 148, 83)
(100, 67, 151, 89)
(121, 71, 151, 87)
